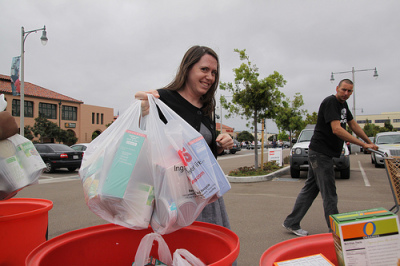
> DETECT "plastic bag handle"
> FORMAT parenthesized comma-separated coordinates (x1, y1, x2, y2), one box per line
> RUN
(147, 94, 189, 126)
(134, 233, 172, 265)
(173, 249, 206, 266)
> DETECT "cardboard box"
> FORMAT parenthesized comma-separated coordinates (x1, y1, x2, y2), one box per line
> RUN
(274, 253, 334, 265)
(330, 208, 400, 266)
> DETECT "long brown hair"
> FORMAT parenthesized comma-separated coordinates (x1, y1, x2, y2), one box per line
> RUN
(164, 45, 219, 117)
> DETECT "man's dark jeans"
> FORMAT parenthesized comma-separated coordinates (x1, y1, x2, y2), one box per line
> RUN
(284, 149, 338, 230)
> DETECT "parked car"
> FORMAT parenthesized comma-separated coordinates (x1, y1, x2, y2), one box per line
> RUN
(34, 143, 83, 173)
(224, 140, 242, 154)
(371, 132, 400, 168)
(70, 143, 90, 154)
(361, 137, 374, 154)
(289, 125, 350, 179)
(279, 141, 290, 149)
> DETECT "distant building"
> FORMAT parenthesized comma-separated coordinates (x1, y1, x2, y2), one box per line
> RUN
(0, 74, 114, 144)
(356, 112, 400, 131)
(216, 123, 236, 138)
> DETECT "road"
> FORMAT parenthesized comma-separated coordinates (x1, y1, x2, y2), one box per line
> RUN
(15, 149, 399, 265)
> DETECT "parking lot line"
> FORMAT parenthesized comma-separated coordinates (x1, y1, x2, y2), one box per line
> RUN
(358, 160, 371, 187)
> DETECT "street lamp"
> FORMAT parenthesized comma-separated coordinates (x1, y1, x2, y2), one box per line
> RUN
(20, 25, 48, 136)
(330, 67, 378, 123)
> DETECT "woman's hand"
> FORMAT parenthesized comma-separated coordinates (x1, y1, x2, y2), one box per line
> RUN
(216, 133, 234, 154)
(134, 90, 159, 116)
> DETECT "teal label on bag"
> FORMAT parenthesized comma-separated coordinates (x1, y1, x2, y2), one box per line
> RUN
(102, 130, 146, 198)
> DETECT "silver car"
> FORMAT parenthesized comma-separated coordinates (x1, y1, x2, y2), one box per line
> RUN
(371, 132, 400, 167)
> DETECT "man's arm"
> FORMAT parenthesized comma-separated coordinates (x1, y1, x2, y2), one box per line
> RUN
(331, 120, 378, 150)
(0, 112, 19, 140)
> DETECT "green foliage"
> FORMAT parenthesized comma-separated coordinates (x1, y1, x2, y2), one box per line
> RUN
(237, 130, 254, 142)
(277, 131, 289, 141)
(228, 160, 282, 176)
(92, 131, 99, 140)
(24, 125, 34, 141)
(274, 93, 306, 142)
(219, 49, 286, 169)
(30, 116, 77, 144)
(31, 116, 61, 143)
(304, 112, 318, 127)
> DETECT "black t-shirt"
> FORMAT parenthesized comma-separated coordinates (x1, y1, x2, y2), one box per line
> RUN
(309, 95, 353, 158)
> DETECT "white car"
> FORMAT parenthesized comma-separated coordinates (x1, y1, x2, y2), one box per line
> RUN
(290, 125, 350, 179)
(371, 132, 400, 168)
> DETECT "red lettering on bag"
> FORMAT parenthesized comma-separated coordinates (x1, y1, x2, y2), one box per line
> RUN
(182, 147, 192, 162)
(192, 171, 204, 184)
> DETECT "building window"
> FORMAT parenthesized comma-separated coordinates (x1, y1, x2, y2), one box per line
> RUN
(62, 105, 77, 121)
(375, 119, 390, 124)
(393, 119, 400, 123)
(39, 103, 57, 119)
(12, 99, 34, 117)
(92, 112, 95, 124)
(357, 120, 372, 124)
(96, 113, 99, 124)
(101, 113, 104, 125)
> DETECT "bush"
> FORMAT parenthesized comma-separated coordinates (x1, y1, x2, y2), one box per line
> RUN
(228, 160, 282, 176)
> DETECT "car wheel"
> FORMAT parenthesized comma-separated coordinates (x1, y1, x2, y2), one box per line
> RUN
(374, 160, 381, 168)
(290, 167, 300, 178)
(230, 150, 236, 154)
(371, 155, 375, 164)
(44, 162, 54, 173)
(340, 167, 350, 179)
(68, 167, 77, 172)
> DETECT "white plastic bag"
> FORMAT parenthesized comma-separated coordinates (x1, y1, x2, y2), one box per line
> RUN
(133, 233, 172, 266)
(0, 134, 45, 200)
(79, 99, 155, 229)
(146, 94, 230, 235)
(172, 249, 206, 266)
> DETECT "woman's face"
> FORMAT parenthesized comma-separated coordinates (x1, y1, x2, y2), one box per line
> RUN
(184, 54, 218, 98)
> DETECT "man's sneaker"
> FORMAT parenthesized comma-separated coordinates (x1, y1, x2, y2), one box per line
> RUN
(282, 224, 309, 237)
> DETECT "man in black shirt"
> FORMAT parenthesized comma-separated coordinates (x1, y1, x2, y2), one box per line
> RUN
(283, 79, 378, 236)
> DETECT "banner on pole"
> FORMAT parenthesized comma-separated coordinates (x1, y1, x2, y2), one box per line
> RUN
(11, 56, 21, 96)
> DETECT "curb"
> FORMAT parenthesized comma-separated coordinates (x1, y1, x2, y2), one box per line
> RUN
(227, 166, 290, 183)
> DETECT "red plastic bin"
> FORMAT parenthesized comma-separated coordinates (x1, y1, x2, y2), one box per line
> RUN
(0, 198, 53, 266)
(26, 221, 240, 266)
(260, 233, 338, 265)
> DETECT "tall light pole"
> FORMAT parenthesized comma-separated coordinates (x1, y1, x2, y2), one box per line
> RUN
(20, 25, 48, 136)
(330, 67, 378, 123)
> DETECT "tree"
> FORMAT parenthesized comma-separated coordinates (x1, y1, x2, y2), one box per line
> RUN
(363, 120, 381, 137)
(30, 116, 77, 144)
(304, 111, 318, 127)
(274, 93, 306, 145)
(237, 130, 254, 143)
(220, 49, 286, 168)
(31, 116, 61, 143)
(24, 125, 34, 141)
(277, 131, 289, 141)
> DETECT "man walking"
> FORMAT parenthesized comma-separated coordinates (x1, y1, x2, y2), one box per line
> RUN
(283, 79, 378, 236)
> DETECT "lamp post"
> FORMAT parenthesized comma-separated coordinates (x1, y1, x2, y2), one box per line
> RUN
(20, 25, 48, 136)
(330, 67, 378, 123)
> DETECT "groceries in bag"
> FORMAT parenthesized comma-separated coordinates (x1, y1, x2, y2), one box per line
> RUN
(0, 134, 45, 200)
(79, 100, 155, 229)
(147, 95, 230, 235)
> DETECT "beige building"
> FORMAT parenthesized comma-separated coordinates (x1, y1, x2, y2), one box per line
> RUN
(0, 74, 114, 144)
(356, 112, 400, 131)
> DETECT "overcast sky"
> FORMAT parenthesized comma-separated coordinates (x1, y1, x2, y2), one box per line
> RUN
(1, 0, 399, 133)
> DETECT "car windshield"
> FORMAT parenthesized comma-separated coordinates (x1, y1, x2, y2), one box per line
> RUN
(376, 135, 400, 145)
(298, 130, 314, 142)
